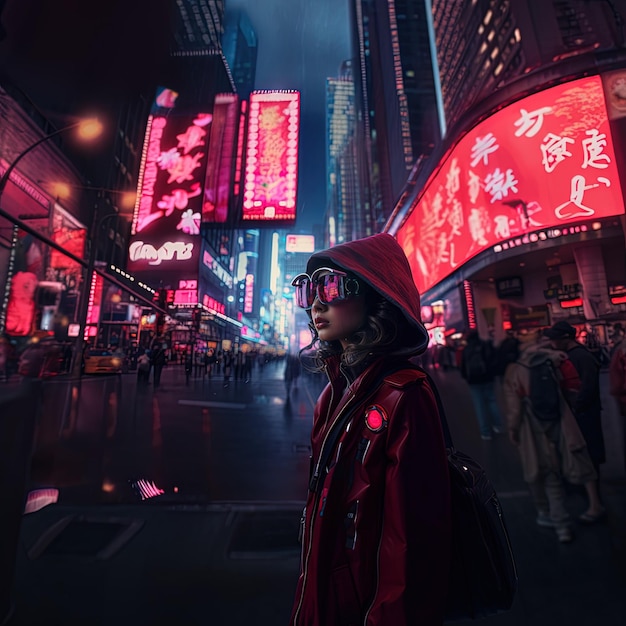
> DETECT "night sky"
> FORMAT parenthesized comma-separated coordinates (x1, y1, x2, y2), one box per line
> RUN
(228, 0, 352, 232)
(0, 0, 352, 232)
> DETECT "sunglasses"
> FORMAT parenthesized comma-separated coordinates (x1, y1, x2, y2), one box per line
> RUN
(291, 267, 362, 309)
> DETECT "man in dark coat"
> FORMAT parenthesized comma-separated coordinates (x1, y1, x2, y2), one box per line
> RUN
(460, 330, 504, 440)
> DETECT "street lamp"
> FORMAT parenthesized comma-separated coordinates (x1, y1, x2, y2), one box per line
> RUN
(0, 118, 102, 196)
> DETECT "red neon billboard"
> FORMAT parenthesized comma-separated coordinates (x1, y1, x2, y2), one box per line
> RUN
(128, 110, 211, 274)
(397, 75, 624, 294)
(203, 94, 239, 224)
(242, 91, 300, 222)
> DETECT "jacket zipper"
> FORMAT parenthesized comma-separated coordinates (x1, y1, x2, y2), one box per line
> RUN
(293, 391, 357, 624)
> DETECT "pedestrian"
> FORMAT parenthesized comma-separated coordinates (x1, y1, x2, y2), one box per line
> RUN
(205, 348, 216, 379)
(222, 351, 232, 386)
(289, 232, 451, 625)
(184, 350, 193, 385)
(151, 342, 167, 389)
(460, 329, 504, 440)
(136, 350, 151, 387)
(284, 352, 301, 399)
(502, 329, 598, 543)
(494, 330, 521, 378)
(544, 321, 606, 523)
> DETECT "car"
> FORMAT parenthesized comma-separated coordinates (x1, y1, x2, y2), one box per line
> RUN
(83, 349, 123, 375)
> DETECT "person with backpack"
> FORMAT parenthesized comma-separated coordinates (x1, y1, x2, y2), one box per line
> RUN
(544, 321, 606, 523)
(503, 329, 598, 543)
(460, 330, 504, 440)
(289, 233, 451, 625)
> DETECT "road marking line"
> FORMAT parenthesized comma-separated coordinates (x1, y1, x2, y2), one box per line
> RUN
(178, 399, 247, 409)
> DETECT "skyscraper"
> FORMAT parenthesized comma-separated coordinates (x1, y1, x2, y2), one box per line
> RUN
(350, 0, 439, 227)
(223, 9, 258, 100)
(326, 62, 364, 245)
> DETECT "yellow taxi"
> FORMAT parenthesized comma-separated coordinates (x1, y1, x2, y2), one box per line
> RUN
(83, 348, 123, 375)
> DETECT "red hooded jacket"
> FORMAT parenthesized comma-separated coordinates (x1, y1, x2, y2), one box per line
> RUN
(289, 234, 452, 625)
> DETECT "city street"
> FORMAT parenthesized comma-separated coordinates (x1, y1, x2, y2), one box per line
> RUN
(3, 360, 625, 625)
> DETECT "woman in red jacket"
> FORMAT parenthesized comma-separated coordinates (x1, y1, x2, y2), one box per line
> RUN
(289, 233, 451, 626)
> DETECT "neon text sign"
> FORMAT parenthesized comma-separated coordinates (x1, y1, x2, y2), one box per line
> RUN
(397, 75, 623, 293)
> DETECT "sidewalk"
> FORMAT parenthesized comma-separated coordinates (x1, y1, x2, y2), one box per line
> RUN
(7, 363, 626, 625)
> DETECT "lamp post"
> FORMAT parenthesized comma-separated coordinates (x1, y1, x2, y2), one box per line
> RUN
(0, 119, 102, 196)
(0, 118, 103, 335)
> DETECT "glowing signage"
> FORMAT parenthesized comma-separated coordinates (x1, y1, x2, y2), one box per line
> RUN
(202, 249, 233, 288)
(85, 271, 104, 339)
(174, 279, 198, 305)
(286, 234, 315, 253)
(129, 240, 195, 265)
(203, 94, 239, 223)
(50, 228, 86, 269)
(397, 75, 624, 293)
(463, 281, 477, 330)
(202, 294, 226, 315)
(128, 106, 210, 274)
(244, 273, 254, 314)
(233, 100, 248, 199)
(5, 271, 37, 337)
(242, 91, 300, 222)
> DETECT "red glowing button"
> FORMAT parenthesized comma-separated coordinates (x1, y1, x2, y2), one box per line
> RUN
(365, 406, 388, 433)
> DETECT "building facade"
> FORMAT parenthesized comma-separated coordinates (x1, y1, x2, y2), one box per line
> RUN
(387, 0, 626, 345)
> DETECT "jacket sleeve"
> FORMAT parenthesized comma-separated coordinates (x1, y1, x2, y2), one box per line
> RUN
(366, 381, 451, 626)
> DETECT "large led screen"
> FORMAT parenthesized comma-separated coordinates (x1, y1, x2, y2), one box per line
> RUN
(242, 91, 300, 222)
(128, 111, 211, 274)
(397, 75, 624, 294)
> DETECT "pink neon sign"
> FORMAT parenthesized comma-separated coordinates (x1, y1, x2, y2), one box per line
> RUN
(242, 91, 300, 222)
(203, 94, 239, 224)
(128, 109, 211, 273)
(85, 271, 104, 339)
(397, 75, 624, 293)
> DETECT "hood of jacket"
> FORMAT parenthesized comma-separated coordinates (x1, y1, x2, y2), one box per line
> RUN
(306, 233, 428, 353)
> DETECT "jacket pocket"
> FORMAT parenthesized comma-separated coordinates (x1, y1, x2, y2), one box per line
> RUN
(330, 563, 362, 625)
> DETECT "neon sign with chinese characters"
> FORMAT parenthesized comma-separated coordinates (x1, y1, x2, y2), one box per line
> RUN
(128, 105, 211, 273)
(397, 75, 624, 293)
(242, 91, 300, 222)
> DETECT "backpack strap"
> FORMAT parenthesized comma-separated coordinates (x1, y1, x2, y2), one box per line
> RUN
(379, 364, 455, 450)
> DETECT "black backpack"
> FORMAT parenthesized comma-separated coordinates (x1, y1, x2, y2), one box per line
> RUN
(524, 358, 561, 421)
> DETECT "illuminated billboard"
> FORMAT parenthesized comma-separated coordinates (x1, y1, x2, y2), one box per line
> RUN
(242, 91, 300, 222)
(286, 234, 315, 253)
(397, 75, 624, 293)
(128, 110, 211, 274)
(203, 94, 239, 224)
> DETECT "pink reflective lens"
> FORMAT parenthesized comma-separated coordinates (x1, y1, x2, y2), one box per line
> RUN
(292, 268, 359, 309)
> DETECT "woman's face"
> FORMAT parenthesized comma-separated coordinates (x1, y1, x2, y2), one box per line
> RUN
(310, 270, 368, 349)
